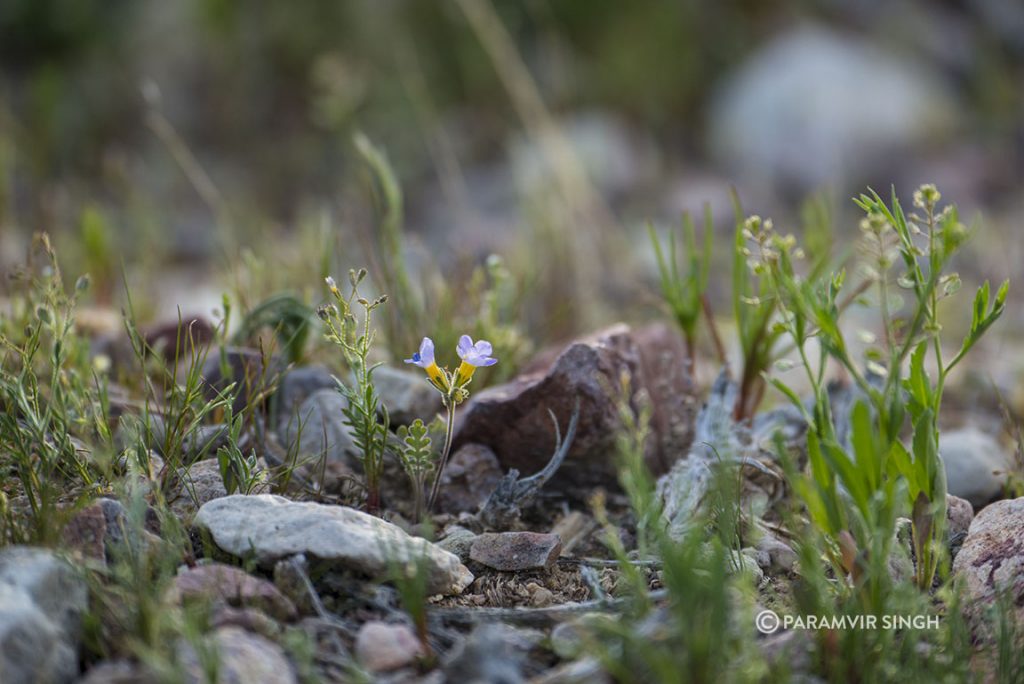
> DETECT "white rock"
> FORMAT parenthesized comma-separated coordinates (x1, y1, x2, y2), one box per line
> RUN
(195, 495, 473, 595)
(941, 428, 1011, 508)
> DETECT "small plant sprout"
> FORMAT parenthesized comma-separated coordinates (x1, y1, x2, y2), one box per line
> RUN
(319, 269, 390, 513)
(396, 419, 435, 523)
(405, 334, 497, 513)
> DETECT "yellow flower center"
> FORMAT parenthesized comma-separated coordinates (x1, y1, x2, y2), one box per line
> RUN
(426, 362, 448, 390)
(454, 360, 476, 388)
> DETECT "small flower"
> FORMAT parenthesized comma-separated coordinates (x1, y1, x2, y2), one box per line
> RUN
(454, 334, 497, 387)
(325, 276, 339, 295)
(405, 337, 448, 389)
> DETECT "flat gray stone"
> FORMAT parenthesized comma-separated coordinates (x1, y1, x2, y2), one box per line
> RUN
(195, 495, 473, 595)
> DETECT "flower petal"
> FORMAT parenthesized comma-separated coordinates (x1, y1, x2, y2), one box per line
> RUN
(456, 334, 474, 360)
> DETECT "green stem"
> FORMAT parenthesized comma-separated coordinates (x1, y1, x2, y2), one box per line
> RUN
(426, 401, 457, 513)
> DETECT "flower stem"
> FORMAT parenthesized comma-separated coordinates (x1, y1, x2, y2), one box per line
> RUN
(426, 400, 457, 513)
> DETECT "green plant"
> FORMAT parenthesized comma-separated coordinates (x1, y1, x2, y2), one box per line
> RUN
(0, 234, 106, 544)
(585, 379, 766, 683)
(384, 544, 435, 666)
(216, 412, 267, 495)
(318, 269, 390, 513)
(395, 419, 437, 524)
(761, 184, 1007, 592)
(403, 334, 497, 513)
(649, 208, 713, 371)
(232, 293, 315, 364)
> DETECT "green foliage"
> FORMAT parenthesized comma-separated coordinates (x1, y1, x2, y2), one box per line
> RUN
(765, 184, 1007, 591)
(232, 293, 314, 364)
(587, 381, 766, 683)
(319, 269, 390, 513)
(649, 208, 712, 366)
(216, 412, 266, 495)
(0, 234, 106, 544)
(396, 418, 436, 523)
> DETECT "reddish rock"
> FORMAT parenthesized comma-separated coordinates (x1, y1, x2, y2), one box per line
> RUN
(61, 503, 107, 562)
(453, 323, 696, 488)
(169, 563, 298, 622)
(469, 532, 562, 571)
(436, 444, 504, 514)
(355, 621, 424, 672)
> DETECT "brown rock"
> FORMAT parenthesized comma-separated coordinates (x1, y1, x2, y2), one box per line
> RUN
(61, 503, 107, 562)
(169, 563, 298, 622)
(355, 621, 424, 672)
(436, 444, 504, 513)
(453, 323, 696, 489)
(470, 532, 562, 571)
(952, 497, 1024, 623)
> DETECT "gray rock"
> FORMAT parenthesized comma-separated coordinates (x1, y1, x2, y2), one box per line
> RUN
(437, 526, 478, 564)
(946, 494, 974, 543)
(941, 428, 1011, 507)
(754, 534, 799, 575)
(442, 623, 541, 684)
(0, 586, 78, 684)
(469, 532, 562, 571)
(708, 25, 958, 193)
(146, 415, 230, 463)
(178, 626, 297, 684)
(273, 365, 337, 427)
(168, 563, 297, 622)
(953, 497, 1024, 622)
(78, 659, 153, 683)
(0, 548, 88, 684)
(372, 365, 443, 426)
(195, 495, 473, 595)
(354, 621, 424, 672)
(279, 389, 358, 474)
(0, 547, 88, 638)
(437, 444, 504, 514)
(170, 458, 230, 520)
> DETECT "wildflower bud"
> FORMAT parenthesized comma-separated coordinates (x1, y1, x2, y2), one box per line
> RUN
(36, 306, 52, 325)
(75, 274, 91, 292)
(316, 304, 336, 321)
(350, 268, 368, 287)
(373, 295, 388, 306)
(325, 276, 338, 294)
(357, 297, 370, 307)
(913, 184, 941, 209)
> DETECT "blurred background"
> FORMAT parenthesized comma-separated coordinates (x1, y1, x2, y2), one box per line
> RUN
(1, 0, 1022, 362)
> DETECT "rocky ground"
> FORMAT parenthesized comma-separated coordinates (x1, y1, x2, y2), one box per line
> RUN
(2, 318, 1023, 683)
